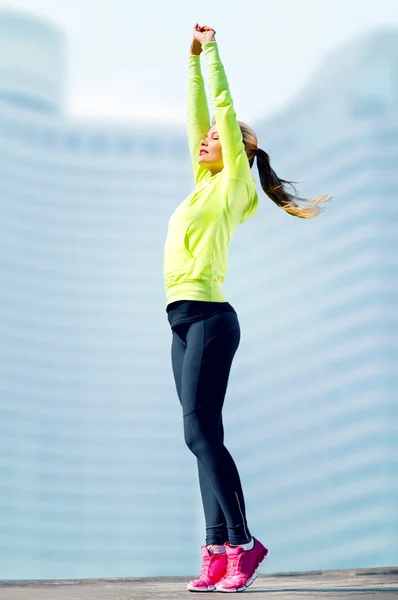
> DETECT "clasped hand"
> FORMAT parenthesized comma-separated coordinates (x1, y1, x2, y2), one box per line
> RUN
(190, 23, 216, 55)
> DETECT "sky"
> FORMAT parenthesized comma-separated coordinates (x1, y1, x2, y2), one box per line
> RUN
(2, 0, 398, 125)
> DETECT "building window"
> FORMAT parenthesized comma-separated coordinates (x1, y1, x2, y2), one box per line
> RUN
(2, 120, 18, 139)
(90, 135, 108, 154)
(65, 132, 80, 152)
(374, 130, 398, 145)
(144, 137, 159, 156)
(42, 128, 56, 149)
(349, 97, 385, 118)
(118, 136, 134, 155)
(169, 140, 186, 157)
(22, 124, 37, 144)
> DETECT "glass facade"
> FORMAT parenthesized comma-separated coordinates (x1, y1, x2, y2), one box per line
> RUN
(226, 30, 398, 571)
(0, 11, 397, 580)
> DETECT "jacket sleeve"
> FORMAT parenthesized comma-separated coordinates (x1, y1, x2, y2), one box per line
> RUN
(202, 41, 252, 182)
(187, 54, 211, 186)
(228, 179, 259, 225)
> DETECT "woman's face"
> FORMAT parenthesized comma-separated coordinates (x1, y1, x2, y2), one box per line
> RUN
(198, 125, 224, 174)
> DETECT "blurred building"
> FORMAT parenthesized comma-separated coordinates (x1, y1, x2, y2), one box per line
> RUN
(0, 10, 397, 580)
(0, 9, 199, 580)
(226, 29, 398, 570)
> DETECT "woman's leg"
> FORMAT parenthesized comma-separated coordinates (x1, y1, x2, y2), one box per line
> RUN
(171, 324, 228, 545)
(197, 417, 229, 546)
(174, 312, 251, 546)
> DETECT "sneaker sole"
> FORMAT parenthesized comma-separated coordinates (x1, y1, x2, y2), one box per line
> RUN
(215, 549, 268, 592)
(187, 582, 216, 592)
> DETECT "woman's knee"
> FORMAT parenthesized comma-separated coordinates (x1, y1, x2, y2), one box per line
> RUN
(183, 413, 218, 456)
(183, 415, 202, 454)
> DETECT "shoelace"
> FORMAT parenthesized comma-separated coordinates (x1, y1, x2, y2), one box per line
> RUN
(200, 554, 211, 578)
(226, 555, 241, 576)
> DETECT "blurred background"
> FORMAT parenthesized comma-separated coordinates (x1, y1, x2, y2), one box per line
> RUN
(0, 0, 397, 581)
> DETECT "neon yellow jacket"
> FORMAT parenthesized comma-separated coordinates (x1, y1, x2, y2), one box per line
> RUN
(164, 41, 258, 307)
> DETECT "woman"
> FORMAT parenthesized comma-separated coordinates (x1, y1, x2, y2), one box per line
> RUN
(163, 24, 331, 593)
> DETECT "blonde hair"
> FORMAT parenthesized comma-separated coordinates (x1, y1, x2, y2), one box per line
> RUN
(238, 120, 332, 219)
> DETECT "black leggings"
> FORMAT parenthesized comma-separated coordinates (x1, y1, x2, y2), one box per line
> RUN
(170, 311, 252, 546)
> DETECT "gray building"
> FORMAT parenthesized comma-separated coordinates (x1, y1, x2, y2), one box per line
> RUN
(0, 10, 397, 580)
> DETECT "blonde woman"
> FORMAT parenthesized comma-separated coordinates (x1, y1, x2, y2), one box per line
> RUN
(163, 24, 331, 593)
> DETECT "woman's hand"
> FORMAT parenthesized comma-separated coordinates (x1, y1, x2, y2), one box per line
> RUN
(190, 23, 216, 55)
(193, 23, 216, 44)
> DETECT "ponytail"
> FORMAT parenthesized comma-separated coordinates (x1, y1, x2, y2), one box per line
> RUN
(252, 148, 332, 219)
(237, 120, 332, 219)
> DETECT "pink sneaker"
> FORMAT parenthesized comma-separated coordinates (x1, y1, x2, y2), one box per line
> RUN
(215, 537, 268, 592)
(187, 545, 228, 592)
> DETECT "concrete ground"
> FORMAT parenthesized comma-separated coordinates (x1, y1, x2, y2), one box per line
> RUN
(0, 566, 397, 599)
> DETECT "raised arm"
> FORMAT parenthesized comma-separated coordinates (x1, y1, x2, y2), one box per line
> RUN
(201, 39, 252, 181)
(187, 26, 211, 185)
